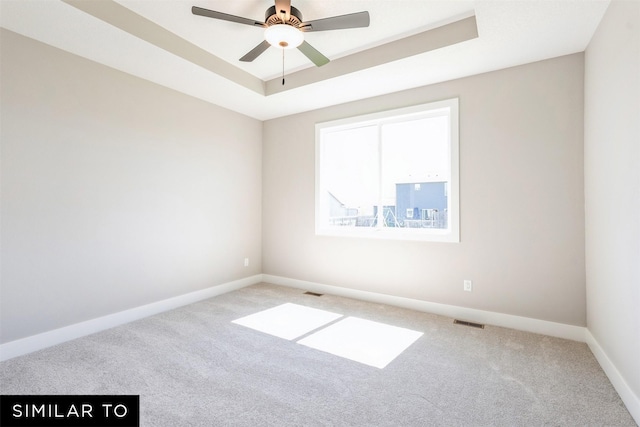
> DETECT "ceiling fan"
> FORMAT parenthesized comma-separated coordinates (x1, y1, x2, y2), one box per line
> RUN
(192, 0, 370, 68)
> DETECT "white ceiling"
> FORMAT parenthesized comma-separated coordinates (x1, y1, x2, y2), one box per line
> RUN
(1, 0, 609, 120)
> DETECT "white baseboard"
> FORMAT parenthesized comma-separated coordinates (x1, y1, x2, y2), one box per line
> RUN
(264, 275, 640, 422)
(262, 274, 587, 342)
(586, 330, 640, 425)
(0, 274, 262, 362)
(4, 273, 635, 424)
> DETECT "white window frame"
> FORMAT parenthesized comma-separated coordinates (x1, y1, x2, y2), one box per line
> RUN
(315, 98, 460, 243)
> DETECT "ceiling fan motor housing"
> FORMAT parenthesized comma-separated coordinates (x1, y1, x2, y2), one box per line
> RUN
(265, 5, 303, 27)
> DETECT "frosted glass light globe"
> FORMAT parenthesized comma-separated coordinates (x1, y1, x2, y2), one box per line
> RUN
(265, 24, 304, 49)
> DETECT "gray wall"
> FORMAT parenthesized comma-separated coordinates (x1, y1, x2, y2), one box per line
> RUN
(0, 30, 263, 343)
(263, 53, 586, 326)
(585, 0, 640, 406)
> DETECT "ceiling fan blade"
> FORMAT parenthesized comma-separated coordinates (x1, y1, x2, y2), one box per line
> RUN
(274, 0, 291, 21)
(297, 41, 330, 67)
(192, 6, 265, 28)
(300, 11, 370, 32)
(240, 40, 271, 62)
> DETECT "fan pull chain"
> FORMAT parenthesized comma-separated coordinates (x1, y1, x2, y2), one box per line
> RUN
(282, 48, 285, 85)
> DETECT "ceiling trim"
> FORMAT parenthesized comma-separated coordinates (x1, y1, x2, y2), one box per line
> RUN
(265, 15, 478, 95)
(62, 0, 477, 98)
(62, 0, 265, 94)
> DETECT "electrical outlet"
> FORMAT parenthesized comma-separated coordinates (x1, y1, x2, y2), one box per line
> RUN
(463, 280, 473, 292)
(244, 258, 249, 267)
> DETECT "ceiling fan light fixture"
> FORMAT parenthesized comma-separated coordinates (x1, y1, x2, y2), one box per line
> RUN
(265, 24, 304, 49)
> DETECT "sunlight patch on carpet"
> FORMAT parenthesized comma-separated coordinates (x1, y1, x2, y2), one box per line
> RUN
(232, 303, 342, 340)
(297, 317, 423, 369)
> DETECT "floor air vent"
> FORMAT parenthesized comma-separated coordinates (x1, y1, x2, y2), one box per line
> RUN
(304, 291, 324, 297)
(453, 319, 485, 329)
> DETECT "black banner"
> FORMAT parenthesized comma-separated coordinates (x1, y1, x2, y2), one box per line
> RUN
(0, 395, 139, 427)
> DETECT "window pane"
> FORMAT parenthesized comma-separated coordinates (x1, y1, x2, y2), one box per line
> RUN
(315, 97, 459, 242)
(320, 126, 379, 228)
(381, 117, 449, 229)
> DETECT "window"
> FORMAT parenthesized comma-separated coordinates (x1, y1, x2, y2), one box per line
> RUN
(316, 98, 459, 242)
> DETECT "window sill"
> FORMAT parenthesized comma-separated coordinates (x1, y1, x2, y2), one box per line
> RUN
(316, 227, 460, 243)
